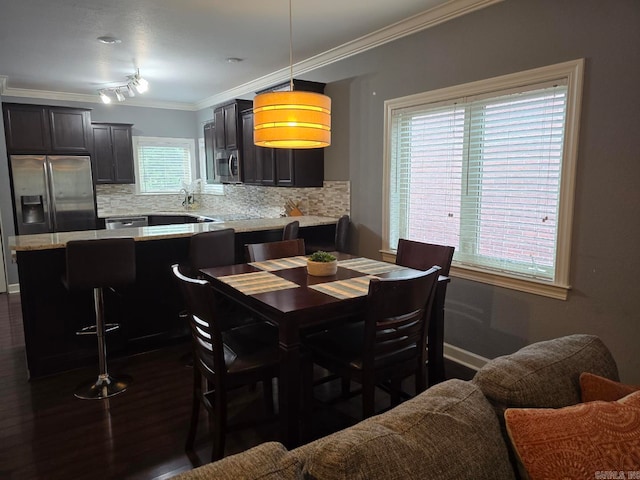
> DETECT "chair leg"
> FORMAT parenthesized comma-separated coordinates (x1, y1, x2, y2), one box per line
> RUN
(263, 378, 274, 416)
(301, 358, 314, 441)
(390, 378, 402, 407)
(416, 364, 427, 395)
(341, 376, 351, 398)
(186, 367, 201, 451)
(362, 379, 376, 419)
(211, 390, 227, 462)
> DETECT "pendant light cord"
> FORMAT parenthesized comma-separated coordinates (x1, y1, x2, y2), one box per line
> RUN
(289, 0, 294, 91)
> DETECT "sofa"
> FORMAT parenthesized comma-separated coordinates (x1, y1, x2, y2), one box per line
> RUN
(171, 334, 622, 480)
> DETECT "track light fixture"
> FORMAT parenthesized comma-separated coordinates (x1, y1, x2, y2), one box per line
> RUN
(97, 69, 149, 104)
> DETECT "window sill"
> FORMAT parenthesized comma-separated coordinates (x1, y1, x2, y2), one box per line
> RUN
(380, 250, 570, 300)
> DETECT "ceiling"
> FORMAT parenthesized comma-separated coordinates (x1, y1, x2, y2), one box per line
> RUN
(0, 0, 498, 110)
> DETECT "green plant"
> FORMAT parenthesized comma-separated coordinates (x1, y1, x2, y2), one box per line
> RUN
(309, 251, 336, 263)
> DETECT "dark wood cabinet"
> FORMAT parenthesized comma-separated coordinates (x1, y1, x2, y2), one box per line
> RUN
(203, 121, 217, 184)
(2, 103, 92, 155)
(241, 109, 324, 187)
(91, 123, 134, 184)
(213, 99, 252, 151)
(241, 80, 326, 187)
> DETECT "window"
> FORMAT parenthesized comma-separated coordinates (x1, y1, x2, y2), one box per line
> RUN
(383, 60, 584, 299)
(133, 136, 196, 193)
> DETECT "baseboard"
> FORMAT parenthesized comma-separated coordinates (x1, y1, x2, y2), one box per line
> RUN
(443, 343, 490, 372)
(7, 283, 20, 294)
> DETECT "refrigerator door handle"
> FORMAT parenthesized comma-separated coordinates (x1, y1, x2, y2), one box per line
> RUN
(44, 158, 56, 232)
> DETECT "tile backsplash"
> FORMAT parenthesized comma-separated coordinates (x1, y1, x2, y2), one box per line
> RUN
(96, 181, 350, 219)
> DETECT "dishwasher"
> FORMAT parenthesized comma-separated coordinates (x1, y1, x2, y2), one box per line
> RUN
(105, 216, 149, 229)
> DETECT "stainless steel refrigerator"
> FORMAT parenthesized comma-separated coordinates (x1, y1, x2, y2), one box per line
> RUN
(9, 155, 97, 235)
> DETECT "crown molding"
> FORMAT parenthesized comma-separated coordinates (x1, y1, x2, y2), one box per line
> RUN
(194, 0, 503, 110)
(0, 85, 197, 111)
(2, 0, 502, 112)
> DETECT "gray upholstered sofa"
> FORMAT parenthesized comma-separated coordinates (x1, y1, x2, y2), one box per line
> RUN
(171, 334, 619, 480)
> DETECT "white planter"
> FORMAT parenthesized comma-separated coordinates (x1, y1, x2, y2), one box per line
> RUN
(307, 259, 338, 277)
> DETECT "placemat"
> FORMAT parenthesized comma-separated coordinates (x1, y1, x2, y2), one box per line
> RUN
(249, 256, 309, 272)
(338, 258, 405, 275)
(309, 276, 377, 300)
(218, 271, 300, 295)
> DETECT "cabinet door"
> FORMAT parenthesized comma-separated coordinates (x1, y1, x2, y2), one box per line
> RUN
(214, 107, 225, 149)
(203, 122, 217, 184)
(48, 108, 91, 154)
(241, 111, 258, 184)
(224, 103, 238, 149)
(259, 148, 276, 185)
(2, 104, 51, 153)
(111, 125, 135, 183)
(92, 124, 115, 183)
(275, 149, 295, 186)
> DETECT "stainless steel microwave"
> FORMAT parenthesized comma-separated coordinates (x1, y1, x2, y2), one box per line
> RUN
(216, 150, 240, 183)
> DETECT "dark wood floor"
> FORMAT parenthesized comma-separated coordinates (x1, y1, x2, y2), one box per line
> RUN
(0, 292, 475, 480)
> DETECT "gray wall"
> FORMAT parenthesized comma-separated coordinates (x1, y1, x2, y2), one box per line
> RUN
(0, 97, 200, 286)
(313, 0, 640, 382)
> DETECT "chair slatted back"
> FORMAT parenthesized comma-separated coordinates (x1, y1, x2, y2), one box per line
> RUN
(246, 238, 306, 262)
(363, 266, 441, 370)
(172, 264, 226, 386)
(396, 239, 454, 275)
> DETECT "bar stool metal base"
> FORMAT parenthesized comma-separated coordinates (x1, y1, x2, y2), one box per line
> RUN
(74, 373, 133, 400)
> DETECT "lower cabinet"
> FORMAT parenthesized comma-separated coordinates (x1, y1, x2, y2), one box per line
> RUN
(92, 123, 135, 184)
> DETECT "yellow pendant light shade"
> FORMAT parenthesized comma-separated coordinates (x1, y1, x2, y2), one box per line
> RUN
(254, 90, 331, 148)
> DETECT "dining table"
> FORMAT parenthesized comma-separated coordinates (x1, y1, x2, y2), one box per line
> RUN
(199, 252, 450, 448)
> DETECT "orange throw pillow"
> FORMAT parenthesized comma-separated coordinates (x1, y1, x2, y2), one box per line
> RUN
(580, 372, 640, 402)
(505, 391, 640, 479)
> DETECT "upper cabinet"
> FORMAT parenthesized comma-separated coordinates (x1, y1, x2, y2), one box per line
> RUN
(91, 123, 135, 184)
(2, 103, 92, 155)
(213, 99, 252, 151)
(241, 80, 326, 187)
(203, 121, 218, 184)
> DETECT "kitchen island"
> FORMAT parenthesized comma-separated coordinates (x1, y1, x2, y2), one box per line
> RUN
(9, 216, 337, 378)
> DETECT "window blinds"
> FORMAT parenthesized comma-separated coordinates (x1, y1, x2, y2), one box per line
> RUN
(390, 81, 568, 280)
(136, 139, 193, 193)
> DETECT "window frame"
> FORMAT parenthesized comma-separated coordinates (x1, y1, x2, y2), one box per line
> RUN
(382, 59, 584, 300)
(133, 136, 197, 195)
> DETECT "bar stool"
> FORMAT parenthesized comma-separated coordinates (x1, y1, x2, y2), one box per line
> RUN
(63, 238, 136, 399)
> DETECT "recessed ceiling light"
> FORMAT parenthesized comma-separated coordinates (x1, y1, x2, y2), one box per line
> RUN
(226, 57, 243, 64)
(97, 36, 122, 45)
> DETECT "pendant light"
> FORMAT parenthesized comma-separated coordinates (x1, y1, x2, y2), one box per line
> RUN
(253, 0, 331, 149)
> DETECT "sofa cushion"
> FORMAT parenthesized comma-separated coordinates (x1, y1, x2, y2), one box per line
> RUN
(472, 334, 619, 409)
(504, 391, 640, 479)
(170, 442, 302, 480)
(302, 379, 515, 480)
(580, 372, 640, 403)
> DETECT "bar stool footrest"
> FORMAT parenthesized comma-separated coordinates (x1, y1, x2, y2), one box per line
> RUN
(74, 373, 132, 400)
(75, 323, 120, 336)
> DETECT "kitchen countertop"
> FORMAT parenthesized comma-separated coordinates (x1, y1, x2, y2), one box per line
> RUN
(9, 215, 336, 252)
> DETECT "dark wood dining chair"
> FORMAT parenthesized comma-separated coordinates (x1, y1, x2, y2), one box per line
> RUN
(395, 238, 455, 275)
(395, 238, 455, 386)
(305, 214, 350, 254)
(172, 264, 279, 461)
(303, 266, 441, 420)
(282, 220, 300, 240)
(184, 228, 256, 332)
(245, 238, 306, 262)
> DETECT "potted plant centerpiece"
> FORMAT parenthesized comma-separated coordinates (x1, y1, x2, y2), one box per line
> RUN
(307, 251, 338, 276)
